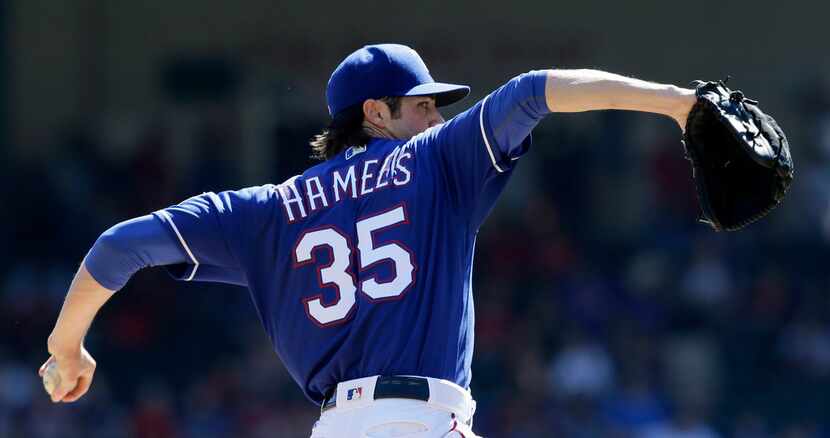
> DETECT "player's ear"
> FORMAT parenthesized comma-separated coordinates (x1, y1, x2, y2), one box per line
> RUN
(363, 99, 389, 126)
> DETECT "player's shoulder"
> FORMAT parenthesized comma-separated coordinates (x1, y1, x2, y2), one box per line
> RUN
(412, 101, 484, 148)
(401, 115, 469, 155)
(220, 184, 281, 207)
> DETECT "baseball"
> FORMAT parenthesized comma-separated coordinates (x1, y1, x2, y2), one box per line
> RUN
(42, 361, 61, 396)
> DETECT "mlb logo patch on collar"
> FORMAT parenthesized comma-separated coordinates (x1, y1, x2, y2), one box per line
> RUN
(346, 387, 363, 400)
(345, 145, 366, 160)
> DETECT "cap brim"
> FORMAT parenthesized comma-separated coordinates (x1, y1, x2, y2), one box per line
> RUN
(404, 82, 471, 107)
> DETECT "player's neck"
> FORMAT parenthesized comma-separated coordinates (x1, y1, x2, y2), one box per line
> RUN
(362, 122, 397, 140)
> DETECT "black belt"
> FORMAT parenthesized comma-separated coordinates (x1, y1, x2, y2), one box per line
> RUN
(321, 376, 430, 412)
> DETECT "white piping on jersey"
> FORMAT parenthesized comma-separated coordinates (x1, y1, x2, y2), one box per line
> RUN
(479, 95, 505, 173)
(158, 210, 199, 281)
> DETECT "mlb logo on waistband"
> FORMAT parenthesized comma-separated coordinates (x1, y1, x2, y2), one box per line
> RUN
(347, 387, 363, 400)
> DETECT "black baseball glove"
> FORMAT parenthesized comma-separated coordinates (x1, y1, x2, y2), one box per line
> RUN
(682, 79, 794, 231)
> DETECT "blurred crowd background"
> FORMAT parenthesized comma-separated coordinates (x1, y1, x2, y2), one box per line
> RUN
(3, 1, 830, 437)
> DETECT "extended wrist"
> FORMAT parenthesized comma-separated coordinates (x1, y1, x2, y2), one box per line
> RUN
(669, 86, 696, 128)
(48, 333, 83, 358)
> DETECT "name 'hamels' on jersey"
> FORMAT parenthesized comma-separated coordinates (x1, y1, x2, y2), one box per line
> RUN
(277, 143, 414, 223)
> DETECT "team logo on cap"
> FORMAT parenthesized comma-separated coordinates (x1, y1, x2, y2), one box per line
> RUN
(346, 387, 363, 400)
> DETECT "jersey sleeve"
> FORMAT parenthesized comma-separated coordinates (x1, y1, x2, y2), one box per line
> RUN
(416, 70, 550, 226)
(84, 214, 192, 291)
(152, 185, 280, 286)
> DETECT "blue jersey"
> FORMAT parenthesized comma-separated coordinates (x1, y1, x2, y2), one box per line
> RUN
(150, 71, 549, 403)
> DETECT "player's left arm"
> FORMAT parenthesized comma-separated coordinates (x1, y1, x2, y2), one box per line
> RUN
(41, 185, 277, 403)
(41, 264, 113, 403)
(544, 69, 696, 130)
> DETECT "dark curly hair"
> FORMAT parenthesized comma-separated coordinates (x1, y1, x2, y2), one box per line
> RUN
(310, 97, 402, 161)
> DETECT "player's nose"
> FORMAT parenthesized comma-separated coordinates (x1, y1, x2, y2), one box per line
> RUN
(428, 110, 445, 127)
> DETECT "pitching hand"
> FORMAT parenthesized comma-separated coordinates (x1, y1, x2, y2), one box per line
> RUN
(39, 345, 97, 403)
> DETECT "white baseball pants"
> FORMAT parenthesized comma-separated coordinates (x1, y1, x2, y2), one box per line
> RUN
(309, 376, 481, 438)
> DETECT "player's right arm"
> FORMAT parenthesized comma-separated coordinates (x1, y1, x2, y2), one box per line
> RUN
(545, 69, 696, 130)
(420, 68, 695, 228)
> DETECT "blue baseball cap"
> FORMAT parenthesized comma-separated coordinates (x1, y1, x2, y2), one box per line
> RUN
(326, 44, 470, 117)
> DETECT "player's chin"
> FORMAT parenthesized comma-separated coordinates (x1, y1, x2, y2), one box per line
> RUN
(413, 125, 435, 136)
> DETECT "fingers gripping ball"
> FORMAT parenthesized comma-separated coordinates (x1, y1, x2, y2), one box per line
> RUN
(42, 361, 61, 396)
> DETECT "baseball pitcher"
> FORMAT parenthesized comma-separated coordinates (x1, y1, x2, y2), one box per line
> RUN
(41, 44, 790, 437)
